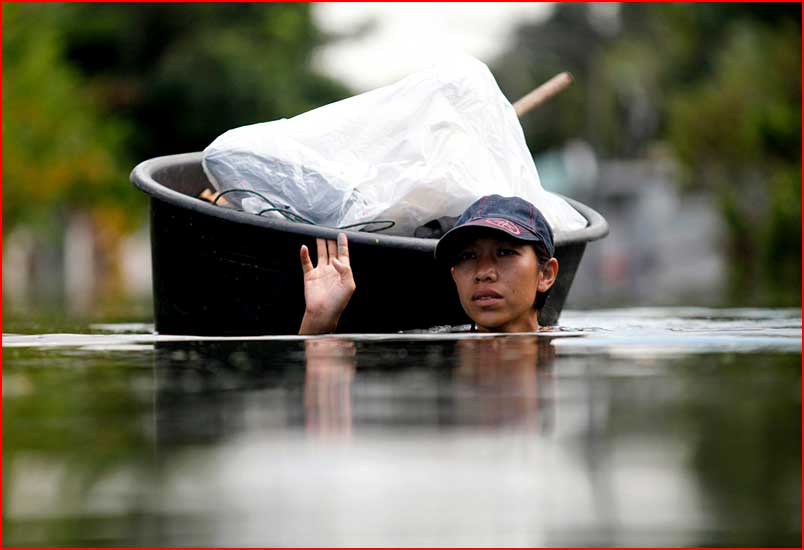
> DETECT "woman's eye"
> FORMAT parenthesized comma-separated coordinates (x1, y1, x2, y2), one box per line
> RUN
(498, 248, 517, 256)
(457, 251, 476, 262)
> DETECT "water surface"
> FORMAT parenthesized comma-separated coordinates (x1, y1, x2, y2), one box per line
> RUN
(3, 308, 801, 546)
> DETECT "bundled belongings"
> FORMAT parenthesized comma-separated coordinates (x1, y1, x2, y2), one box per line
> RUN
(131, 55, 609, 335)
(202, 54, 587, 236)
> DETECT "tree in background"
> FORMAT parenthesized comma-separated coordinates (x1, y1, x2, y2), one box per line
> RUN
(666, 15, 801, 304)
(3, 3, 352, 315)
(3, 5, 130, 232)
(3, 5, 137, 312)
(492, 3, 801, 306)
(55, 3, 351, 159)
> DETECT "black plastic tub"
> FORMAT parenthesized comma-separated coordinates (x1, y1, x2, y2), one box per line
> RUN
(131, 152, 608, 335)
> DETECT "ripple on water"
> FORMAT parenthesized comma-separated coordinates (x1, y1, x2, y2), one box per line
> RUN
(3, 308, 800, 355)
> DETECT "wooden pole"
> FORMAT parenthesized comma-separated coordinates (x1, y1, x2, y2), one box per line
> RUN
(513, 72, 573, 118)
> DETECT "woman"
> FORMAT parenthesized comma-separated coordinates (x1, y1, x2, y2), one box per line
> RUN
(298, 194, 559, 334)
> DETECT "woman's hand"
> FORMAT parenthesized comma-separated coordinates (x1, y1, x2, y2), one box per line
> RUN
(298, 233, 356, 335)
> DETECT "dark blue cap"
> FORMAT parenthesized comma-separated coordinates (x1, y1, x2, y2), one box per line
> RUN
(435, 194, 554, 264)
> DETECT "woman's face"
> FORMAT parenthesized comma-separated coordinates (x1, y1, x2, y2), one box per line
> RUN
(450, 236, 557, 332)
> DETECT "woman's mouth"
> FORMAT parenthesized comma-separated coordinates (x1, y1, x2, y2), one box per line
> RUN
(472, 289, 503, 306)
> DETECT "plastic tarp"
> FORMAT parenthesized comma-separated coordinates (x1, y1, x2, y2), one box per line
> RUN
(203, 54, 588, 236)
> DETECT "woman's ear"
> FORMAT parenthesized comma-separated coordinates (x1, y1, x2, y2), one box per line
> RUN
(537, 258, 559, 292)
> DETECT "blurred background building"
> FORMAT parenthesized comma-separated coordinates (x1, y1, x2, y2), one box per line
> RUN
(2, 3, 801, 323)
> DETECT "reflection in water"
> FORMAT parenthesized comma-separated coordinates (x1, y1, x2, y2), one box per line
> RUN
(3, 317, 801, 547)
(304, 339, 356, 437)
(303, 337, 556, 438)
(454, 338, 554, 432)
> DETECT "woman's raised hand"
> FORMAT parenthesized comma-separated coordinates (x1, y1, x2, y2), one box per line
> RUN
(298, 233, 356, 335)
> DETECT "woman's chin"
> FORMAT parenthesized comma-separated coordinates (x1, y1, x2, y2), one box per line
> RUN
(469, 310, 509, 331)
(468, 306, 538, 333)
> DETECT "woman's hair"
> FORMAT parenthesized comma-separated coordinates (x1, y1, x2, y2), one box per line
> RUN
(533, 243, 553, 311)
(533, 243, 552, 267)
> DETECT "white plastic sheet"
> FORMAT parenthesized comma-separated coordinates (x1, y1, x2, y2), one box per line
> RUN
(203, 54, 587, 235)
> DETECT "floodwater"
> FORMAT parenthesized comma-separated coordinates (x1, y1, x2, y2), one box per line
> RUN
(3, 308, 801, 547)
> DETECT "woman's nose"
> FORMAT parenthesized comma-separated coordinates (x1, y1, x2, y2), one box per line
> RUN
(474, 257, 498, 282)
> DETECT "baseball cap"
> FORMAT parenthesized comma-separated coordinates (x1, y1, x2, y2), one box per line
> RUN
(434, 194, 555, 264)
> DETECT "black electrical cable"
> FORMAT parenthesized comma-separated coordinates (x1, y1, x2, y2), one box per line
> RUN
(257, 207, 315, 225)
(212, 188, 274, 207)
(211, 187, 396, 233)
(339, 220, 396, 233)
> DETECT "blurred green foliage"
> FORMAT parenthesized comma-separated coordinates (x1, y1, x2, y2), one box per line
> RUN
(54, 3, 351, 158)
(2, 3, 352, 233)
(493, 3, 801, 305)
(3, 5, 130, 232)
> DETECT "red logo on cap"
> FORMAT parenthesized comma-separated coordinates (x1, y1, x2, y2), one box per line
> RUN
(483, 218, 521, 235)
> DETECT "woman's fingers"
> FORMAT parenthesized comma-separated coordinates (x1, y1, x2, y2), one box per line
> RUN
(312, 236, 350, 269)
(337, 233, 350, 266)
(327, 238, 338, 263)
(300, 244, 314, 274)
(332, 259, 355, 292)
(316, 238, 327, 265)
(331, 257, 348, 275)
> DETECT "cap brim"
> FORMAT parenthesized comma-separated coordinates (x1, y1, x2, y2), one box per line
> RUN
(434, 221, 544, 265)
